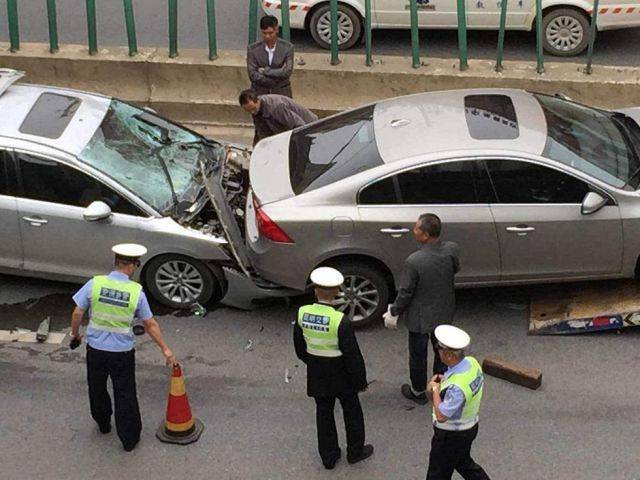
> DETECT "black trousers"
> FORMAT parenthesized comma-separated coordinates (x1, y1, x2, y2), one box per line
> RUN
(426, 425, 490, 480)
(409, 331, 446, 394)
(86, 345, 141, 449)
(314, 393, 365, 466)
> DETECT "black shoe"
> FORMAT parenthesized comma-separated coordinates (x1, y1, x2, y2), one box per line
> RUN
(98, 422, 111, 434)
(323, 449, 341, 470)
(347, 444, 374, 464)
(123, 439, 139, 452)
(401, 384, 429, 405)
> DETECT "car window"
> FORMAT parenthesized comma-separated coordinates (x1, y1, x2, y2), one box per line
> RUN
(16, 153, 145, 216)
(19, 93, 82, 139)
(484, 159, 590, 204)
(359, 160, 495, 205)
(289, 105, 383, 195)
(0, 150, 12, 196)
(464, 95, 519, 140)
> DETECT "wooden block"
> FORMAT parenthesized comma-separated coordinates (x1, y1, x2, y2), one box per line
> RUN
(482, 357, 542, 390)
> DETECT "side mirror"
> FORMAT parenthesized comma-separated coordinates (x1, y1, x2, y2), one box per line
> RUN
(83, 201, 112, 222)
(581, 192, 608, 215)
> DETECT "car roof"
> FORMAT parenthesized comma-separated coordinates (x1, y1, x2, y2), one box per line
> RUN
(0, 84, 111, 156)
(373, 88, 548, 163)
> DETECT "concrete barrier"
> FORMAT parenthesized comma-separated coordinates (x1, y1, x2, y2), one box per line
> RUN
(2, 42, 640, 136)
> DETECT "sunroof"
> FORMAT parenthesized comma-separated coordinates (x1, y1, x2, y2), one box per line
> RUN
(19, 92, 81, 139)
(464, 94, 519, 140)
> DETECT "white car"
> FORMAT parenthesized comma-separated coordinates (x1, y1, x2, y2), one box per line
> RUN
(262, 0, 640, 56)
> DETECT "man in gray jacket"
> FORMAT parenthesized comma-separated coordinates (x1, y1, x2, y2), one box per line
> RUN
(384, 213, 460, 405)
(247, 15, 294, 97)
(239, 90, 318, 146)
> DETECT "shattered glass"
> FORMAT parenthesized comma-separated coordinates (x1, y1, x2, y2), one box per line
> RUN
(79, 100, 209, 213)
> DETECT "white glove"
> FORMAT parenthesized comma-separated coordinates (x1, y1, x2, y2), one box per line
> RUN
(383, 306, 398, 330)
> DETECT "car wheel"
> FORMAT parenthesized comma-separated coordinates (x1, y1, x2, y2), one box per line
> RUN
(542, 8, 590, 57)
(331, 262, 390, 328)
(144, 255, 223, 309)
(309, 4, 363, 50)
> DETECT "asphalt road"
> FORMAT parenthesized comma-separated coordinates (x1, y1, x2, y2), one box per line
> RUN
(2, 275, 640, 479)
(1, 0, 639, 66)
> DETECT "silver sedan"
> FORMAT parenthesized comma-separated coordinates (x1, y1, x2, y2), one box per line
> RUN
(239, 88, 640, 326)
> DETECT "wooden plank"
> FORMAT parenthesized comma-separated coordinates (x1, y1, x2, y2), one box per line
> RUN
(482, 356, 542, 390)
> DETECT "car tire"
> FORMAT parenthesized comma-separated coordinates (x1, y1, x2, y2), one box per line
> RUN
(144, 255, 225, 309)
(330, 262, 390, 328)
(309, 4, 363, 51)
(542, 8, 590, 57)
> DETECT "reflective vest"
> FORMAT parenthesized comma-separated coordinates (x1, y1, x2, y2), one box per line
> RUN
(433, 356, 484, 431)
(89, 275, 142, 335)
(297, 303, 343, 358)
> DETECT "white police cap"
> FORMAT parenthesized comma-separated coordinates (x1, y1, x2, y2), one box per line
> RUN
(112, 243, 147, 259)
(434, 325, 471, 350)
(310, 267, 344, 288)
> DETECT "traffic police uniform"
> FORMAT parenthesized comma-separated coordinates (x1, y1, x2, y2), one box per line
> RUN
(293, 267, 373, 469)
(72, 244, 152, 451)
(426, 325, 490, 480)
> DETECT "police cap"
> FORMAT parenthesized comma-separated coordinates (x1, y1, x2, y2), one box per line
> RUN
(434, 324, 471, 350)
(112, 243, 147, 259)
(310, 267, 344, 288)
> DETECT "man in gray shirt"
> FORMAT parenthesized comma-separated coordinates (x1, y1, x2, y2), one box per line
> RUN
(384, 213, 460, 405)
(239, 90, 318, 146)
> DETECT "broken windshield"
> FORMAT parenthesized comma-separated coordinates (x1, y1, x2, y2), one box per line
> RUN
(79, 100, 220, 213)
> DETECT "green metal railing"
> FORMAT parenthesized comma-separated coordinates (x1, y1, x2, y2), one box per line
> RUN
(2, 0, 603, 75)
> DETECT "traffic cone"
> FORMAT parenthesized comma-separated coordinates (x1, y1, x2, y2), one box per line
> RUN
(156, 364, 204, 445)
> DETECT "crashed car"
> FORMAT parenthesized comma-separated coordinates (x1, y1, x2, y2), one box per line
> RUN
(0, 69, 253, 309)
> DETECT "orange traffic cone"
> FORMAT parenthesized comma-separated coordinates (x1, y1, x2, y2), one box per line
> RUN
(156, 364, 204, 445)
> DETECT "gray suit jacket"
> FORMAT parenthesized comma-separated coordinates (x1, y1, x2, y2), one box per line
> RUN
(247, 39, 294, 97)
(390, 241, 460, 334)
(253, 94, 318, 145)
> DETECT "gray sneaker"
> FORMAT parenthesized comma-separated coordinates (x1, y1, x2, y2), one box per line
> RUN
(401, 384, 429, 405)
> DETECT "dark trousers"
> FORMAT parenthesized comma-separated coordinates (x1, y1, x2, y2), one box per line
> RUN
(409, 331, 446, 394)
(426, 425, 490, 480)
(314, 393, 365, 466)
(86, 345, 141, 449)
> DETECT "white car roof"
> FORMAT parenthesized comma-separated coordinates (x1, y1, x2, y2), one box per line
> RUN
(374, 88, 548, 163)
(0, 84, 111, 156)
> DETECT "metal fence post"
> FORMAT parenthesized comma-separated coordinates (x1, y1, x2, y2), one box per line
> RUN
(248, 0, 258, 44)
(85, 0, 98, 55)
(281, 0, 291, 41)
(365, 0, 373, 66)
(495, 0, 508, 72)
(330, 0, 340, 65)
(409, 0, 420, 68)
(456, 0, 468, 71)
(7, 0, 20, 52)
(206, 0, 218, 60)
(535, 0, 544, 73)
(168, 0, 178, 58)
(46, 0, 59, 53)
(123, 0, 138, 56)
(585, 0, 600, 74)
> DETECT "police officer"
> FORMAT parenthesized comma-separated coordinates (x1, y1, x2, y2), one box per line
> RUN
(293, 267, 374, 470)
(426, 325, 490, 480)
(69, 244, 176, 452)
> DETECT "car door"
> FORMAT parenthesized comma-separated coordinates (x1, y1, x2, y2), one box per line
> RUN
(0, 149, 22, 270)
(14, 150, 148, 279)
(484, 158, 623, 280)
(357, 159, 500, 285)
(374, 0, 460, 28)
(466, 0, 532, 28)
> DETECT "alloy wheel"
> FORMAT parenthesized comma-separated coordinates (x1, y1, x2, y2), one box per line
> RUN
(546, 16, 584, 52)
(155, 260, 204, 305)
(334, 275, 380, 324)
(316, 11, 354, 45)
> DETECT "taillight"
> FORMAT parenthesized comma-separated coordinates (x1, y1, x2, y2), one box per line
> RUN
(252, 196, 294, 244)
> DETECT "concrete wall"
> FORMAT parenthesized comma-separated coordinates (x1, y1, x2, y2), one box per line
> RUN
(2, 42, 640, 132)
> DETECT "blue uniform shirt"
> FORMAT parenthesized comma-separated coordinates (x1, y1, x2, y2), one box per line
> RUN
(73, 271, 153, 352)
(437, 357, 471, 420)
